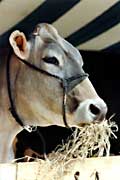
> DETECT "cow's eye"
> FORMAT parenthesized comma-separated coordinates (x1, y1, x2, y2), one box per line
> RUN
(42, 57, 59, 66)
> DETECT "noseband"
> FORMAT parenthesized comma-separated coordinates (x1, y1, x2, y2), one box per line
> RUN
(6, 49, 88, 131)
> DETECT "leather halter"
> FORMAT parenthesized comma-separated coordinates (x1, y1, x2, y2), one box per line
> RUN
(6, 48, 88, 131)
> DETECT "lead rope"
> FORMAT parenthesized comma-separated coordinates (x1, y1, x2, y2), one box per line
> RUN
(63, 80, 69, 128)
(6, 48, 24, 127)
(6, 48, 88, 158)
(7, 49, 47, 158)
(14, 57, 70, 129)
(7, 49, 88, 129)
(7, 49, 37, 132)
(6, 48, 69, 159)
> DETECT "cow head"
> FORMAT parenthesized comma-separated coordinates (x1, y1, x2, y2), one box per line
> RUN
(9, 23, 107, 128)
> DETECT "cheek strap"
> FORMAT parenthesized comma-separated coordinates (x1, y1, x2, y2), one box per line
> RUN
(7, 48, 88, 130)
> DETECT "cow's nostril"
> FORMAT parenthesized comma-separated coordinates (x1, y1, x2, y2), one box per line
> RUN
(89, 104, 100, 115)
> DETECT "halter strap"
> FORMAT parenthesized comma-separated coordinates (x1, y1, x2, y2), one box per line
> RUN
(6, 49, 88, 130)
(6, 49, 24, 127)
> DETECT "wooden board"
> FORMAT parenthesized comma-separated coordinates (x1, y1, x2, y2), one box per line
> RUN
(0, 156, 120, 180)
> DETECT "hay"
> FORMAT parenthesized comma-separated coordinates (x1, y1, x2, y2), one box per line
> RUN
(34, 118, 118, 179)
(14, 118, 118, 180)
(52, 118, 118, 161)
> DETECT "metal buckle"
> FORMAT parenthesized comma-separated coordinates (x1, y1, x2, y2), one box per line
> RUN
(24, 125, 37, 133)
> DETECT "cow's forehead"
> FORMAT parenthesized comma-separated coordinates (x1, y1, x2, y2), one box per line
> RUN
(31, 23, 83, 66)
(43, 37, 83, 66)
(58, 37, 83, 65)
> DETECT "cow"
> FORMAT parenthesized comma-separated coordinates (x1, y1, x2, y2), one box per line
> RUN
(0, 23, 107, 162)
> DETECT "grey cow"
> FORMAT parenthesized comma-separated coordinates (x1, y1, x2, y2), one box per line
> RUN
(0, 23, 107, 162)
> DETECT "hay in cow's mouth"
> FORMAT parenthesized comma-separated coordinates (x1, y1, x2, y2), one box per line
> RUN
(13, 117, 118, 179)
(48, 117, 118, 162)
(33, 118, 118, 179)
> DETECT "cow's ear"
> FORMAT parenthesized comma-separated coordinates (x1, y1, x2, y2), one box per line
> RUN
(9, 30, 29, 60)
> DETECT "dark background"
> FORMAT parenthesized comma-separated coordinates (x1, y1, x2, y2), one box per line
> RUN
(82, 51, 120, 121)
(81, 51, 120, 155)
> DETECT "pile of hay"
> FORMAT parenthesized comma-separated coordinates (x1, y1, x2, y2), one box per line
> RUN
(48, 118, 118, 162)
(15, 119, 118, 179)
(34, 119, 118, 179)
